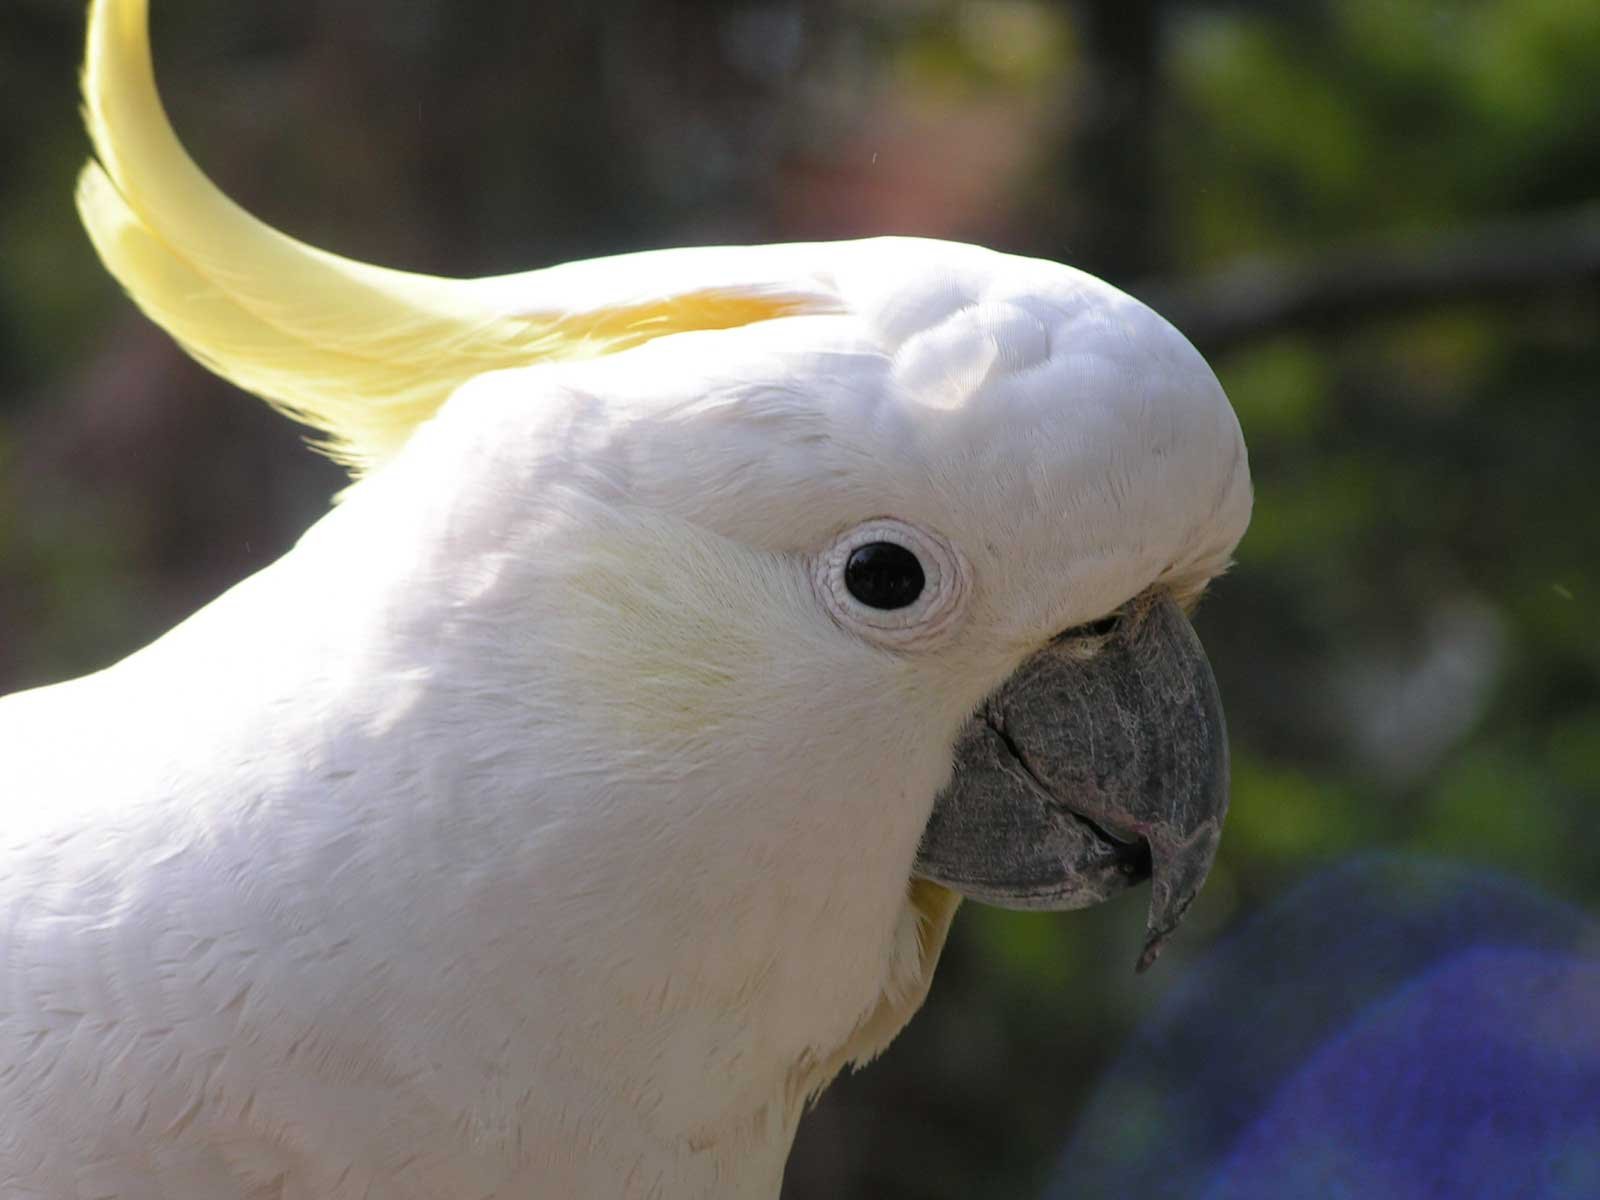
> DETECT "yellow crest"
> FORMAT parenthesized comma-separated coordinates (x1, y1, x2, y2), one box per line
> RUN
(80, 0, 824, 471)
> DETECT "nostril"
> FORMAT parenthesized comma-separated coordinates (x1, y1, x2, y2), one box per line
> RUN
(1055, 612, 1121, 642)
(1082, 614, 1121, 638)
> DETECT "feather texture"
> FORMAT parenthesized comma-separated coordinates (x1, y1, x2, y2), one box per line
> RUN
(77, 0, 826, 469)
(0, 3, 1256, 1195)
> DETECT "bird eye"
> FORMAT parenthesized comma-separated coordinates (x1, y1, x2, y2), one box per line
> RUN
(816, 518, 971, 649)
(845, 542, 926, 610)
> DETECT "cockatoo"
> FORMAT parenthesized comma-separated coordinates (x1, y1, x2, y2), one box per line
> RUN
(0, 0, 1251, 1196)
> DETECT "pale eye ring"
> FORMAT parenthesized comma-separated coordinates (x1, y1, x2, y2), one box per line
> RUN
(816, 518, 970, 649)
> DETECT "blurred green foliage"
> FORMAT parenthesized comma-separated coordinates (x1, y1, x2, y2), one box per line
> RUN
(1, 1, 1596, 1197)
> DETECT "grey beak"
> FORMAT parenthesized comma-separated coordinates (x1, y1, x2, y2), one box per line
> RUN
(913, 591, 1229, 971)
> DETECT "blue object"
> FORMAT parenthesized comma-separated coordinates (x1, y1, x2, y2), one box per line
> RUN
(1048, 855, 1600, 1199)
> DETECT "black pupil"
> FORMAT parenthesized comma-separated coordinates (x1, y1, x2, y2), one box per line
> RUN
(845, 542, 926, 610)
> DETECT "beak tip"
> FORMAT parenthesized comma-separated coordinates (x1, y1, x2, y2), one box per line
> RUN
(1134, 921, 1169, 974)
(1136, 874, 1204, 973)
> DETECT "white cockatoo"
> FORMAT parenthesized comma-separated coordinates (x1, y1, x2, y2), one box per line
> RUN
(0, 0, 1251, 1196)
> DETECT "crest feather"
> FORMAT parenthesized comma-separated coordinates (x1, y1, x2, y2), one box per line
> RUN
(79, 0, 822, 471)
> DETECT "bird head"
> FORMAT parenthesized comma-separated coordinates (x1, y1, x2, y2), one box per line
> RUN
(76, 0, 1251, 1115)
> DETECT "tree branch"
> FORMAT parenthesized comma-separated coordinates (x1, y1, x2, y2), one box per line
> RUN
(1135, 204, 1600, 356)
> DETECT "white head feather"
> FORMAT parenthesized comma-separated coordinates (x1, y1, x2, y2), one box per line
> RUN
(0, 2, 1250, 1195)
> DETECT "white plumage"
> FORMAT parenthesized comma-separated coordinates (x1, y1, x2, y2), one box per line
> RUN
(0, 2, 1250, 1196)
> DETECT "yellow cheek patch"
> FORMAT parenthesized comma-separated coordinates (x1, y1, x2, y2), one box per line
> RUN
(544, 519, 803, 746)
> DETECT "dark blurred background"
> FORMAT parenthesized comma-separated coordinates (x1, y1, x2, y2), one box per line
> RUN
(3, 1, 1598, 1196)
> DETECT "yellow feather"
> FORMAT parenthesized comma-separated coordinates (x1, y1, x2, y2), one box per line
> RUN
(79, 0, 821, 471)
(784, 881, 961, 1117)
